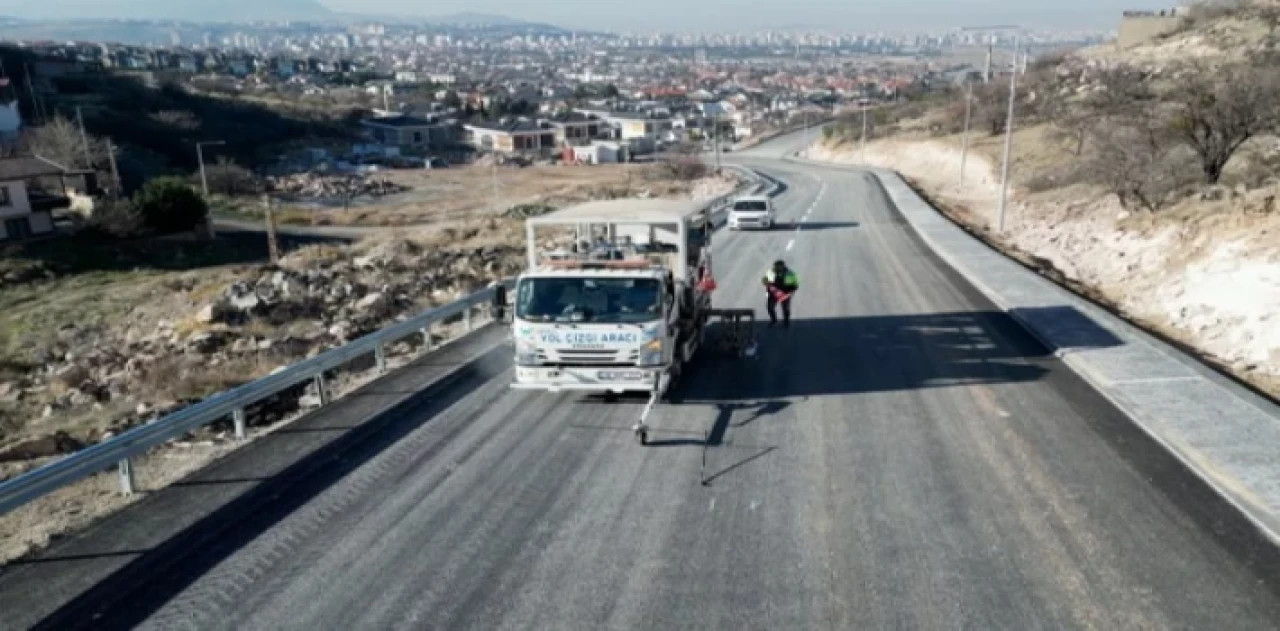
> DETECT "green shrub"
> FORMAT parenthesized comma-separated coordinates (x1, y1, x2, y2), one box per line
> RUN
(133, 177, 209, 234)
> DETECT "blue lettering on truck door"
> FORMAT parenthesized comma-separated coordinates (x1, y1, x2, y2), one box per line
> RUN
(556, 331, 638, 345)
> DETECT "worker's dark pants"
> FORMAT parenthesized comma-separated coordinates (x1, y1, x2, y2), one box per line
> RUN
(766, 293, 791, 325)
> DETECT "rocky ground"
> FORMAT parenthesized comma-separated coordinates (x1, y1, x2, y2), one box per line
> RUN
(803, 133, 1280, 398)
(0, 225, 524, 465)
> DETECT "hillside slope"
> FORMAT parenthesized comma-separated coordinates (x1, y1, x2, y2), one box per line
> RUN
(807, 1, 1280, 399)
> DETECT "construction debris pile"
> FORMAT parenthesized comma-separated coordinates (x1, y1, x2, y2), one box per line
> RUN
(267, 173, 411, 199)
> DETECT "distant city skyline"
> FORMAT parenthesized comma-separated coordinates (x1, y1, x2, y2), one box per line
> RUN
(326, 0, 1175, 32)
(0, 0, 1180, 32)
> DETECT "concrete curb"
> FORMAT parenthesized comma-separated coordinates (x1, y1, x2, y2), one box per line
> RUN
(786, 153, 1280, 547)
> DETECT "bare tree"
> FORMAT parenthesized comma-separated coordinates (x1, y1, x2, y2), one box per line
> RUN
(203, 156, 264, 196)
(1166, 61, 1280, 184)
(1086, 119, 1196, 212)
(20, 116, 109, 171)
(1047, 106, 1094, 156)
(1046, 65, 1158, 156)
(660, 141, 709, 180)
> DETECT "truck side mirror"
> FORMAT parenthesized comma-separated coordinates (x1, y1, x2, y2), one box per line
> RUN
(491, 285, 512, 323)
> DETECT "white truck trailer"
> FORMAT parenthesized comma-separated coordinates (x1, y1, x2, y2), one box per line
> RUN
(496, 198, 755, 444)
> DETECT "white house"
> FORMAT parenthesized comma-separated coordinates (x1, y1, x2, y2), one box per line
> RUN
(0, 157, 67, 241)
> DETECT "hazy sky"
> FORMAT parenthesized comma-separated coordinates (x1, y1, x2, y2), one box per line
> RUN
(0, 0, 1177, 32)
(323, 0, 1172, 32)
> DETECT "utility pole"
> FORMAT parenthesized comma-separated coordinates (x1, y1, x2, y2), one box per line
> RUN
(23, 64, 41, 125)
(959, 24, 1021, 230)
(106, 139, 121, 199)
(263, 195, 280, 264)
(802, 109, 809, 150)
(491, 152, 499, 214)
(959, 79, 973, 190)
(196, 140, 226, 198)
(713, 114, 722, 172)
(860, 105, 868, 163)
(996, 33, 1020, 233)
(75, 107, 93, 170)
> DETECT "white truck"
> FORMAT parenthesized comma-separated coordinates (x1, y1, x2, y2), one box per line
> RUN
(496, 198, 755, 444)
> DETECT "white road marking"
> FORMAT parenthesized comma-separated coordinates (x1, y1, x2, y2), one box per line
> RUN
(1110, 376, 1200, 385)
(785, 239, 795, 251)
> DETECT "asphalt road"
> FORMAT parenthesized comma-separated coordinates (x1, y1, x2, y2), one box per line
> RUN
(7, 135, 1280, 629)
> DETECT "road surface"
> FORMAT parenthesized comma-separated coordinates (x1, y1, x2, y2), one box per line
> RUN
(5, 133, 1280, 630)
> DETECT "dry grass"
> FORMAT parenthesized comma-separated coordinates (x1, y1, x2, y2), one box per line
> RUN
(133, 354, 281, 402)
(254, 163, 700, 228)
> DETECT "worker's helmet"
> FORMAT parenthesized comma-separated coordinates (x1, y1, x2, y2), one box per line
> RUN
(772, 259, 786, 271)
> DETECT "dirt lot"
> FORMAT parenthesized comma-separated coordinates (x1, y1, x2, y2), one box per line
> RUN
(247, 163, 731, 227)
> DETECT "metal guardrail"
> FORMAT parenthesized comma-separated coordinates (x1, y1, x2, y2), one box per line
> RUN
(0, 280, 514, 516)
(0, 179, 757, 518)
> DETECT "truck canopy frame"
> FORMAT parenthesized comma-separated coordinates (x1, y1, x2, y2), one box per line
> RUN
(525, 198, 712, 281)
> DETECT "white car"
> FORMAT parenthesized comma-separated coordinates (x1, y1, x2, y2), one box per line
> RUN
(727, 196, 775, 230)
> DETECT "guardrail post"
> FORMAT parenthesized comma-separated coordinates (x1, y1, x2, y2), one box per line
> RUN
(118, 458, 136, 496)
(463, 306, 473, 332)
(232, 408, 246, 440)
(314, 373, 330, 406)
(374, 343, 387, 374)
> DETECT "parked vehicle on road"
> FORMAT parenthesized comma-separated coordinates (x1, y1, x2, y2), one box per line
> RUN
(727, 195, 775, 230)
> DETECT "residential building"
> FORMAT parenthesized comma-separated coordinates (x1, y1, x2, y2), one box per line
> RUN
(360, 114, 455, 149)
(0, 157, 83, 241)
(609, 112, 674, 141)
(464, 118, 559, 155)
(545, 111, 606, 146)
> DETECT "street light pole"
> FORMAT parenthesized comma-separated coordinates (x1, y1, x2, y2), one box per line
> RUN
(75, 107, 93, 170)
(196, 140, 225, 197)
(959, 79, 973, 190)
(860, 104, 868, 163)
(996, 32, 1020, 233)
(802, 108, 809, 150)
(713, 113, 722, 172)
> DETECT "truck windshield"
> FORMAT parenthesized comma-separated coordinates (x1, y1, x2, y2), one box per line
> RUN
(516, 277, 663, 323)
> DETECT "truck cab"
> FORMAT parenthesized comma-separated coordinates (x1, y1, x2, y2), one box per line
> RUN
(512, 267, 676, 392)
(509, 199, 715, 397)
(727, 195, 775, 230)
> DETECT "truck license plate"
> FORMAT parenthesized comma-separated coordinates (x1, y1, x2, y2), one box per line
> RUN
(597, 370, 644, 381)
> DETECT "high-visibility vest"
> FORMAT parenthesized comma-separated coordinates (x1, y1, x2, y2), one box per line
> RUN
(763, 269, 798, 287)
